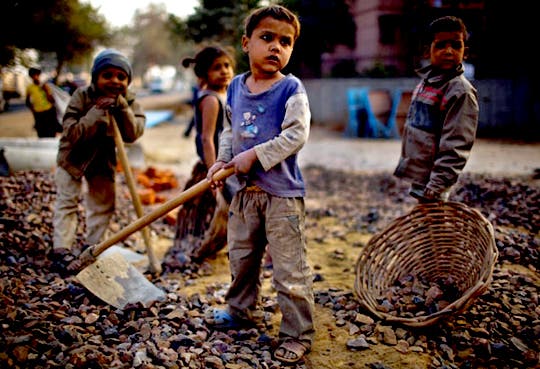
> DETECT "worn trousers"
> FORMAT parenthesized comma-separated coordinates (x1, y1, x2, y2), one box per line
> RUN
(33, 108, 61, 138)
(226, 189, 315, 347)
(53, 167, 115, 250)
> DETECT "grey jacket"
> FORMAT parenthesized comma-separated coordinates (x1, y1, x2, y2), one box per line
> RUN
(56, 85, 145, 179)
(394, 63, 479, 197)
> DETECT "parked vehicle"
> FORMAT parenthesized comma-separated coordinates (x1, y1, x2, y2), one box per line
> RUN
(1, 66, 28, 111)
(144, 65, 176, 94)
(0, 79, 6, 112)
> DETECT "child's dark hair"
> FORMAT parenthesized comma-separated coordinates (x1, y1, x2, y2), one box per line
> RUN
(28, 67, 41, 77)
(428, 16, 468, 42)
(182, 46, 234, 79)
(244, 5, 301, 41)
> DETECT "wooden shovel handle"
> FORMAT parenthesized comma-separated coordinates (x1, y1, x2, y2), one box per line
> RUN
(110, 113, 161, 274)
(70, 166, 234, 271)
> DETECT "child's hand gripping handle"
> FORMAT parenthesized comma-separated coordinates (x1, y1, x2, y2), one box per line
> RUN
(67, 166, 235, 272)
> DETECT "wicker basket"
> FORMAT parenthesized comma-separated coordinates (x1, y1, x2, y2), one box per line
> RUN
(354, 201, 498, 327)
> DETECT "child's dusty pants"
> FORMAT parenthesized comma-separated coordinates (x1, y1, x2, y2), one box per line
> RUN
(53, 167, 115, 250)
(226, 189, 315, 347)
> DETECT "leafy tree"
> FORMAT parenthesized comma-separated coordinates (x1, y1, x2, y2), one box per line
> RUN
(130, 4, 175, 77)
(129, 3, 197, 78)
(1, 0, 109, 80)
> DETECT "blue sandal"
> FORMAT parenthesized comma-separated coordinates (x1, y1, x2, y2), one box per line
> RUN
(207, 309, 250, 330)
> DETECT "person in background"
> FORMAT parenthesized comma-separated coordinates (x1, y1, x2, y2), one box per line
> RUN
(394, 16, 479, 202)
(205, 5, 314, 365)
(51, 49, 145, 268)
(26, 67, 62, 138)
(182, 84, 200, 137)
(173, 45, 236, 261)
(59, 72, 80, 95)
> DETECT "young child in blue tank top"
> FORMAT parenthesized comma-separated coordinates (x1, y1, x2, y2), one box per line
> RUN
(206, 5, 314, 365)
(173, 46, 235, 261)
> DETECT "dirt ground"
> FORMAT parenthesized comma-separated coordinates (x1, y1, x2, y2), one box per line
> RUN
(1, 99, 539, 369)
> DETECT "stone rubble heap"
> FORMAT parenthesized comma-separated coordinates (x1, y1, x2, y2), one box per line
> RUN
(0, 167, 538, 368)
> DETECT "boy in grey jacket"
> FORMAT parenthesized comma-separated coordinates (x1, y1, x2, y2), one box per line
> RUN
(394, 16, 479, 202)
(52, 49, 145, 262)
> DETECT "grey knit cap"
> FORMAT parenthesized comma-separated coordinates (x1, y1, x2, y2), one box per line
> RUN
(91, 49, 133, 83)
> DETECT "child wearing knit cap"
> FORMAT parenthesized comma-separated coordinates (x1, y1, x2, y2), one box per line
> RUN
(51, 49, 146, 266)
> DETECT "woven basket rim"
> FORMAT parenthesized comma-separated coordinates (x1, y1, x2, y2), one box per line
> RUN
(354, 201, 498, 327)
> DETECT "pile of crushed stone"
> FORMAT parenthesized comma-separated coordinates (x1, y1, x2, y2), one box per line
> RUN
(1, 167, 538, 368)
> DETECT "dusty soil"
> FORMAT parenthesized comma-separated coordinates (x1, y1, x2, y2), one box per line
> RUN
(1, 98, 539, 369)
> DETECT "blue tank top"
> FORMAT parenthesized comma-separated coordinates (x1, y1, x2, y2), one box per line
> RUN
(194, 90, 225, 163)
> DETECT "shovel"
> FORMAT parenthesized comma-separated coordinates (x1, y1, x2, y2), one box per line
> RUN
(75, 251, 165, 309)
(110, 113, 161, 275)
(68, 166, 234, 307)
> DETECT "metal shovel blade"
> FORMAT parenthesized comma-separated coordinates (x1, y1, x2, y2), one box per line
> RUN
(100, 245, 148, 272)
(75, 252, 165, 309)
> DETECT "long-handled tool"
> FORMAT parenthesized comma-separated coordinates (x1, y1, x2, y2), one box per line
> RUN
(68, 166, 233, 271)
(68, 166, 233, 309)
(110, 113, 162, 274)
